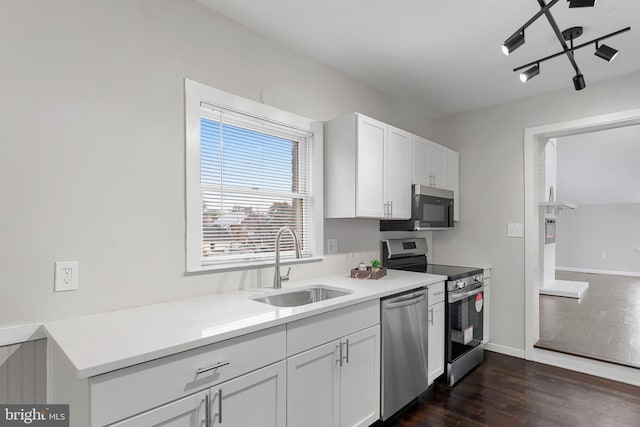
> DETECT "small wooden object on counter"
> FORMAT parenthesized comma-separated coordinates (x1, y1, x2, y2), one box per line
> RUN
(350, 266, 387, 280)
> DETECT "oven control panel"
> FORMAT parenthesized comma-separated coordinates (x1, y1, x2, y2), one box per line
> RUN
(447, 274, 484, 292)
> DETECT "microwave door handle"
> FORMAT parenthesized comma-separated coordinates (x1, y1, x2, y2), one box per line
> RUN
(448, 286, 484, 304)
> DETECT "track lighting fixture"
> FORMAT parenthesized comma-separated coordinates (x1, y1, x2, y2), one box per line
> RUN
(594, 43, 618, 62)
(520, 65, 540, 83)
(504, 1, 630, 91)
(568, 0, 596, 8)
(502, 32, 525, 56)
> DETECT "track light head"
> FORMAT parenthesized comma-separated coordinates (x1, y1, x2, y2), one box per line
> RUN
(520, 65, 540, 83)
(502, 31, 525, 56)
(568, 0, 597, 8)
(573, 74, 586, 90)
(595, 43, 619, 62)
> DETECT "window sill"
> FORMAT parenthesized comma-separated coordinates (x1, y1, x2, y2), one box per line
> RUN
(186, 256, 324, 274)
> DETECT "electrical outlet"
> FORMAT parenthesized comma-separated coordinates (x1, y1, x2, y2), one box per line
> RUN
(55, 261, 78, 292)
(601, 252, 607, 259)
(327, 239, 338, 254)
(507, 223, 524, 238)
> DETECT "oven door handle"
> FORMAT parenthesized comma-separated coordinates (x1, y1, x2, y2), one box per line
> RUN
(448, 286, 484, 304)
(384, 292, 426, 309)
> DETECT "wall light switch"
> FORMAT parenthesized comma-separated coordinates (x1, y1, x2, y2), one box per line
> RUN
(55, 261, 78, 292)
(327, 239, 338, 254)
(507, 223, 524, 238)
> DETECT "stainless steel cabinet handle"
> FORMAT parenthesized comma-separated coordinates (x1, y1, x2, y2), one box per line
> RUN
(429, 307, 434, 325)
(344, 340, 350, 364)
(205, 393, 210, 426)
(218, 388, 223, 423)
(336, 344, 343, 367)
(196, 361, 230, 376)
(390, 201, 393, 217)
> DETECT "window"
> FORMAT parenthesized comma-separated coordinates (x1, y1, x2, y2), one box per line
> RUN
(185, 80, 321, 271)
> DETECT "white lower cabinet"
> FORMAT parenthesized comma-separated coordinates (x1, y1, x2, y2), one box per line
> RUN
(211, 361, 286, 426)
(287, 325, 380, 427)
(111, 390, 207, 427)
(338, 327, 380, 427)
(112, 361, 286, 427)
(427, 283, 445, 385)
(50, 301, 386, 427)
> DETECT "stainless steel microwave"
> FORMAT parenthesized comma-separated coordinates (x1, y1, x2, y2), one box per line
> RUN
(380, 185, 454, 231)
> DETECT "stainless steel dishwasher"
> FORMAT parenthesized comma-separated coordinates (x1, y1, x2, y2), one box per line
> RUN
(381, 287, 430, 420)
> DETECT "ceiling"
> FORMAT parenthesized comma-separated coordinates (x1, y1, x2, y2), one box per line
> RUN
(194, 0, 640, 118)
(557, 124, 640, 204)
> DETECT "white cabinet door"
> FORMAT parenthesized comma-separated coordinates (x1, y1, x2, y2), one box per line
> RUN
(430, 143, 448, 188)
(411, 135, 431, 186)
(110, 390, 207, 427)
(356, 115, 386, 218)
(427, 301, 445, 385)
(211, 361, 286, 427)
(412, 135, 448, 189)
(339, 326, 380, 427)
(386, 127, 412, 219)
(287, 341, 340, 427)
(446, 149, 459, 221)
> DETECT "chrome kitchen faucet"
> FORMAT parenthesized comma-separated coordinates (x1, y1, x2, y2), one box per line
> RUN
(273, 226, 302, 289)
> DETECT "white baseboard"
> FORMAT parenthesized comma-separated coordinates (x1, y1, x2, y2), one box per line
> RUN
(0, 324, 45, 346)
(556, 266, 640, 278)
(533, 348, 640, 387)
(485, 342, 525, 359)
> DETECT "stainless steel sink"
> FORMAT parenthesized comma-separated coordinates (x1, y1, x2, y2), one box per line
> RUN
(251, 286, 352, 307)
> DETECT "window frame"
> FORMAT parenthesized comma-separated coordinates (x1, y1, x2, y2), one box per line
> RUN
(184, 79, 323, 272)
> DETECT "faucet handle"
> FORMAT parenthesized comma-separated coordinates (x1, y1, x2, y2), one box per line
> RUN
(281, 267, 291, 281)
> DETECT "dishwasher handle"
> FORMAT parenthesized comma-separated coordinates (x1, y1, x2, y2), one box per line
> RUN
(384, 292, 426, 309)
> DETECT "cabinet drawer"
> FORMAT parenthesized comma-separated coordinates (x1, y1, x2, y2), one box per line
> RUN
(287, 300, 379, 356)
(90, 325, 285, 426)
(428, 282, 445, 305)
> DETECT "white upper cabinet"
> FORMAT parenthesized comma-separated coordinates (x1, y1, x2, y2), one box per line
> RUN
(412, 135, 446, 188)
(355, 115, 386, 217)
(325, 113, 411, 219)
(385, 126, 412, 219)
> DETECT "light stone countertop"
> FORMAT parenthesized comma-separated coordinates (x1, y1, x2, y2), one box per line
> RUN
(44, 269, 446, 378)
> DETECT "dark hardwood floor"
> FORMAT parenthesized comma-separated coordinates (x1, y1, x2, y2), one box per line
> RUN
(384, 351, 640, 427)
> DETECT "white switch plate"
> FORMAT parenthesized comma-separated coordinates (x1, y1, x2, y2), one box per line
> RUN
(507, 223, 524, 238)
(55, 261, 78, 292)
(327, 239, 338, 254)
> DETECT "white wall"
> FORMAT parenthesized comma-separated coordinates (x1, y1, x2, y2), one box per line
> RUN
(0, 0, 433, 328)
(431, 71, 640, 353)
(556, 204, 640, 274)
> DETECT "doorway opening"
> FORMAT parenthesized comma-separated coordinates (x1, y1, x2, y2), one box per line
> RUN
(524, 108, 640, 386)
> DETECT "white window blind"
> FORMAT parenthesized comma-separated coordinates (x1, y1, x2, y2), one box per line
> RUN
(199, 103, 312, 266)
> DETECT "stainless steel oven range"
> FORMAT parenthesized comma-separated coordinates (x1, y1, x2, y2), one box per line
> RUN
(382, 237, 485, 387)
